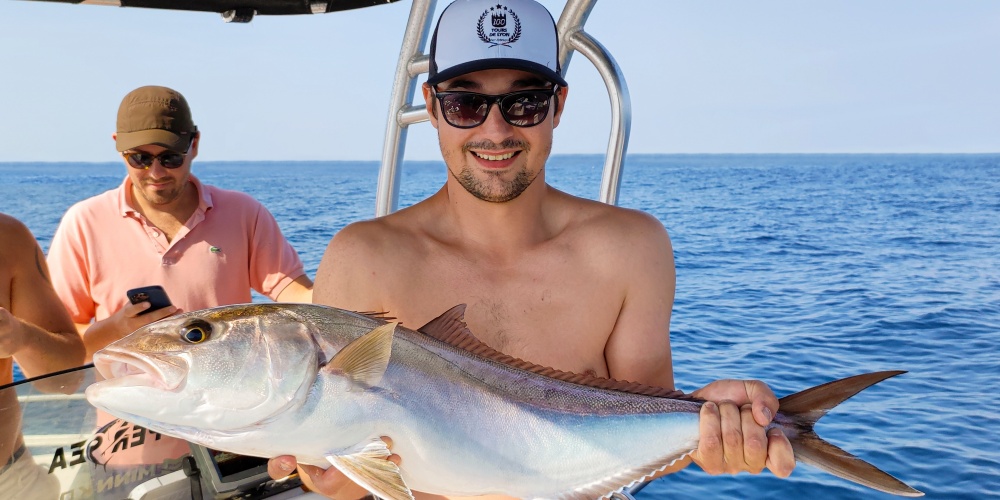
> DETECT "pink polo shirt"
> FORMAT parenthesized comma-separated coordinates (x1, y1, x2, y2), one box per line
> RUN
(48, 175, 306, 324)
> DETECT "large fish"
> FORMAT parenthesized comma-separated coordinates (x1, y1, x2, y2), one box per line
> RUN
(85, 303, 922, 499)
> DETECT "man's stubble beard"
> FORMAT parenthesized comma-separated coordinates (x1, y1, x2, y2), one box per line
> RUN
(452, 165, 539, 203)
(136, 172, 191, 207)
(444, 138, 549, 203)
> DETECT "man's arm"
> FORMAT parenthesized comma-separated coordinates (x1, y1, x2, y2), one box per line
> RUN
(79, 301, 177, 360)
(603, 211, 677, 389)
(602, 211, 794, 477)
(276, 274, 314, 303)
(311, 222, 385, 312)
(247, 200, 314, 304)
(0, 219, 84, 381)
(269, 223, 398, 500)
(601, 211, 688, 475)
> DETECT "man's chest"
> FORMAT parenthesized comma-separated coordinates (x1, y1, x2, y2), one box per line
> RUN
(381, 257, 623, 376)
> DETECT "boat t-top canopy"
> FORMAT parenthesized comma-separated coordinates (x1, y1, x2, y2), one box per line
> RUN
(24, 0, 401, 23)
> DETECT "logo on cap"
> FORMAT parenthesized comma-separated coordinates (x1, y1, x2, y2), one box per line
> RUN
(477, 4, 522, 48)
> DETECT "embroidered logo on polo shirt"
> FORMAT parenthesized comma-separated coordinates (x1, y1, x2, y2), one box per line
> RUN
(209, 246, 221, 254)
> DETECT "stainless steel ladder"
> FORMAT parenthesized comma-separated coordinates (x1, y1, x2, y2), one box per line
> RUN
(374, 0, 632, 216)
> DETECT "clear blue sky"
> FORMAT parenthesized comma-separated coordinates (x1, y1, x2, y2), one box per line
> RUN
(0, 0, 997, 162)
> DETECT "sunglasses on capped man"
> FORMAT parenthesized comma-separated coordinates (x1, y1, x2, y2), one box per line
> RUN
(122, 140, 193, 170)
(432, 86, 559, 129)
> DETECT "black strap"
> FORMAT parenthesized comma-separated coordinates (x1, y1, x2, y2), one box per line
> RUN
(0, 443, 27, 475)
(182, 455, 204, 500)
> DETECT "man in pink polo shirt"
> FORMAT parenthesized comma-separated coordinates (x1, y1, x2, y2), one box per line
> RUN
(48, 85, 313, 361)
(45, 86, 313, 483)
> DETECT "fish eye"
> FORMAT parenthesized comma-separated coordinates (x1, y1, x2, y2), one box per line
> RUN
(180, 320, 212, 344)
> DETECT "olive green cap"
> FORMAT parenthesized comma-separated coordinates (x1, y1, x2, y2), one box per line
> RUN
(115, 86, 197, 152)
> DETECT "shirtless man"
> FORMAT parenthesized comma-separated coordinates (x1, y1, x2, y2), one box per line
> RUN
(1, 213, 85, 499)
(270, 0, 794, 497)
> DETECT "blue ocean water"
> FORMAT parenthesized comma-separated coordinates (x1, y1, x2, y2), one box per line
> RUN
(1, 154, 998, 499)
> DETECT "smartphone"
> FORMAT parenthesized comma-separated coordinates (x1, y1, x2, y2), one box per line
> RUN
(126, 285, 173, 315)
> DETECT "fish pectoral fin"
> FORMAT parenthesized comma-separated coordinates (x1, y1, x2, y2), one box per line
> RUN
(325, 322, 396, 390)
(326, 439, 413, 500)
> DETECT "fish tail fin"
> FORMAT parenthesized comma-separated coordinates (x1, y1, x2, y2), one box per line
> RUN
(778, 370, 923, 497)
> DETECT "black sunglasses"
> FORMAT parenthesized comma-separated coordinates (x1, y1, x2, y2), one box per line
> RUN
(122, 144, 191, 170)
(432, 87, 558, 129)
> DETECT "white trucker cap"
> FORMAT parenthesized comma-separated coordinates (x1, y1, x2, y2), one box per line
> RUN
(427, 0, 567, 87)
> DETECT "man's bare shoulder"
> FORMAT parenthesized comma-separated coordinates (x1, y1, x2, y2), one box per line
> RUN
(328, 207, 427, 260)
(322, 201, 441, 277)
(539, 191, 674, 292)
(0, 213, 30, 235)
(315, 203, 438, 310)
(0, 214, 37, 260)
(553, 191, 671, 249)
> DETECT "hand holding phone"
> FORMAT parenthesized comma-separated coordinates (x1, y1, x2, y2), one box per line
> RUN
(126, 285, 173, 316)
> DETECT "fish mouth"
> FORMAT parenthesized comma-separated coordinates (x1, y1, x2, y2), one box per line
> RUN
(93, 349, 187, 391)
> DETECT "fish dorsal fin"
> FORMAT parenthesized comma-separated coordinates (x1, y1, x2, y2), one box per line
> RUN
(359, 311, 396, 321)
(326, 439, 413, 500)
(417, 304, 476, 341)
(325, 322, 396, 390)
(418, 305, 687, 399)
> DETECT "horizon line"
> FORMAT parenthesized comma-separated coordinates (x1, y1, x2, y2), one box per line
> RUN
(2, 151, 999, 165)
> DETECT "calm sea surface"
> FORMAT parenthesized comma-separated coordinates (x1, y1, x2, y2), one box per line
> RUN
(1, 154, 998, 499)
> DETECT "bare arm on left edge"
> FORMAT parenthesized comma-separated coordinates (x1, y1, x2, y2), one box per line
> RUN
(0, 217, 85, 385)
